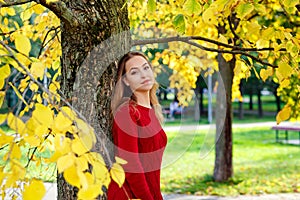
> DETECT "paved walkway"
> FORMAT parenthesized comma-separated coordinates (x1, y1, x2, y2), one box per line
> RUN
(164, 193, 300, 200)
(44, 183, 300, 200)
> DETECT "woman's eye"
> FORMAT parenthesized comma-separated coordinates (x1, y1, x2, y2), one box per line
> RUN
(144, 65, 150, 70)
(130, 71, 137, 75)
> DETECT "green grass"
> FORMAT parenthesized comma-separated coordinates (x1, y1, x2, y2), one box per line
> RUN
(161, 127, 300, 196)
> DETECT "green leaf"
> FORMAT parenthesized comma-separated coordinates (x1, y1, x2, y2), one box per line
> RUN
(147, 0, 156, 13)
(183, 0, 202, 15)
(173, 14, 186, 34)
(236, 3, 254, 19)
(282, 0, 298, 8)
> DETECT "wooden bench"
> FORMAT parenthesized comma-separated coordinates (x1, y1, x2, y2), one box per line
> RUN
(162, 108, 182, 118)
(271, 124, 300, 145)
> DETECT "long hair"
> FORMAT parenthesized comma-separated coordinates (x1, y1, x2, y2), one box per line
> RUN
(111, 51, 164, 124)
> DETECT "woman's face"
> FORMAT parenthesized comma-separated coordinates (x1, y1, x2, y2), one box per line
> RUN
(123, 55, 155, 93)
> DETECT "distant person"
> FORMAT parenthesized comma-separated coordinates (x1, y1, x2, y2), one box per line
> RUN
(169, 96, 182, 119)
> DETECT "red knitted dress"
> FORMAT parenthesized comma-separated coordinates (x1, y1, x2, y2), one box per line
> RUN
(107, 103, 167, 200)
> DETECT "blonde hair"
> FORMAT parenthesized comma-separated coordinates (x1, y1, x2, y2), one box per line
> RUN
(111, 51, 164, 124)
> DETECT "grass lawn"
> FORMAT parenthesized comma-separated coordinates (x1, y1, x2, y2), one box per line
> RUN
(161, 126, 300, 196)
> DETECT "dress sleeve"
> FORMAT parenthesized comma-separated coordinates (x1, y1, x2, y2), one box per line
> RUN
(113, 106, 154, 200)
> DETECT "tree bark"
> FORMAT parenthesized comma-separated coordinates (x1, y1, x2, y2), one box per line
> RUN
(249, 90, 253, 110)
(257, 90, 263, 118)
(274, 91, 281, 112)
(213, 53, 234, 182)
(56, 1, 130, 199)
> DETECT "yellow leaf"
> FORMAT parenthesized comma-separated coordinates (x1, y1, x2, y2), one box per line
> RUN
(77, 184, 101, 200)
(202, 7, 218, 25)
(47, 150, 62, 163)
(183, 0, 202, 15)
(34, 124, 48, 138)
(24, 135, 41, 146)
(115, 156, 127, 165)
(30, 62, 45, 78)
(8, 82, 29, 107)
(7, 112, 27, 135)
(110, 163, 125, 188)
(256, 39, 269, 49)
(57, 153, 75, 173)
(236, 3, 254, 19)
(61, 106, 76, 121)
(223, 53, 233, 62)
(75, 118, 96, 148)
(11, 144, 22, 159)
(32, 103, 53, 128)
(54, 135, 72, 154)
(23, 179, 46, 200)
(20, 8, 33, 21)
(63, 165, 81, 188)
(218, 34, 228, 45)
(277, 61, 293, 80)
(6, 7, 16, 16)
(29, 82, 39, 92)
(15, 34, 31, 56)
(276, 106, 291, 124)
(280, 79, 290, 88)
(260, 67, 273, 82)
(33, 4, 46, 14)
(0, 91, 5, 108)
(53, 112, 73, 133)
(72, 137, 89, 156)
(75, 156, 89, 172)
(254, 4, 266, 15)
(46, 0, 59, 3)
(93, 160, 109, 180)
(0, 64, 11, 79)
(0, 129, 14, 146)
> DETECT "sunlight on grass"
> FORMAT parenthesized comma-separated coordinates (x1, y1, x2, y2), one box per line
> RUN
(161, 127, 300, 196)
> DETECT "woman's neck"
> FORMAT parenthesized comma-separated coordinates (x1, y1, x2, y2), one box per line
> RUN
(134, 91, 151, 108)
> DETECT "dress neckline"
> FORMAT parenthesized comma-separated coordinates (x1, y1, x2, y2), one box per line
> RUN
(136, 104, 152, 110)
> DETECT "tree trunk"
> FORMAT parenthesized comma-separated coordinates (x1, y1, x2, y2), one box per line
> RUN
(200, 88, 204, 115)
(249, 90, 253, 110)
(57, 1, 130, 199)
(274, 92, 281, 112)
(213, 53, 234, 182)
(257, 90, 263, 118)
(238, 101, 243, 120)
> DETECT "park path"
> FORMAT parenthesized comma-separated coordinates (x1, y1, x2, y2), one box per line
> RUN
(44, 182, 300, 200)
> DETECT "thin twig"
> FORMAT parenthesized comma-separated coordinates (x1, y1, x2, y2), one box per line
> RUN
(0, 0, 32, 7)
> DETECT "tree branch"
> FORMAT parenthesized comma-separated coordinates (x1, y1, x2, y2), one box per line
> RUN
(38, 26, 60, 57)
(132, 36, 280, 68)
(185, 40, 278, 68)
(132, 36, 286, 52)
(0, 0, 32, 7)
(34, 0, 84, 27)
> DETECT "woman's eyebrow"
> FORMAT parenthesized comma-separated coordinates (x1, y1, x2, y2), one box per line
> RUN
(129, 62, 148, 71)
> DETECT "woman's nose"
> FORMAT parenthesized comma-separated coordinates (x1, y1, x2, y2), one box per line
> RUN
(140, 70, 146, 77)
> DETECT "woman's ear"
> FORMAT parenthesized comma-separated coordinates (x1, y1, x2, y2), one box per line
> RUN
(122, 77, 130, 86)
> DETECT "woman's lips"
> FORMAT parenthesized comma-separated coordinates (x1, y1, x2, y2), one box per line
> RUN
(141, 80, 151, 84)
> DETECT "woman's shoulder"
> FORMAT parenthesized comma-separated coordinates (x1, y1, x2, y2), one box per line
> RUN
(114, 101, 140, 119)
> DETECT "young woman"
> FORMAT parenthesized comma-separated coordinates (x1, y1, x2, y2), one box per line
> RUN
(108, 51, 167, 200)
